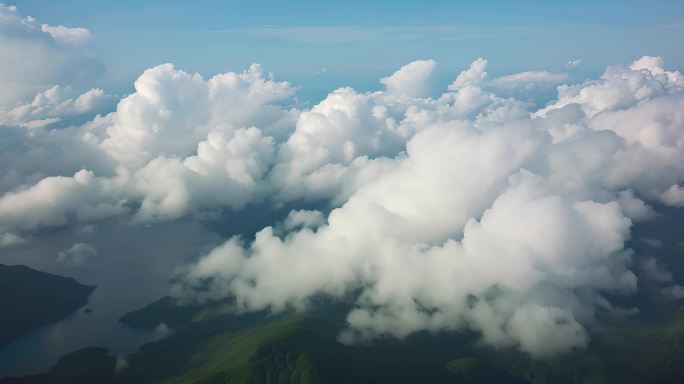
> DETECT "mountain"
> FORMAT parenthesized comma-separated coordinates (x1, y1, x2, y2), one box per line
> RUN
(116, 299, 528, 383)
(6, 293, 684, 383)
(118, 296, 207, 329)
(0, 264, 95, 347)
(0, 346, 115, 384)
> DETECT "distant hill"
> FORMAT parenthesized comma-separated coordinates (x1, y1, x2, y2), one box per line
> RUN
(119, 296, 207, 329)
(7, 294, 684, 383)
(113, 299, 684, 383)
(0, 346, 115, 384)
(6, 253, 684, 384)
(7, 295, 530, 383)
(0, 264, 95, 347)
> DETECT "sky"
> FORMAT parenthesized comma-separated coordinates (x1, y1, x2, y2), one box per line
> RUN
(2, 0, 684, 362)
(8, 0, 684, 99)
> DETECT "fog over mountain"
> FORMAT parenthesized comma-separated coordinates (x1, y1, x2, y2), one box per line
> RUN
(2, 1, 684, 363)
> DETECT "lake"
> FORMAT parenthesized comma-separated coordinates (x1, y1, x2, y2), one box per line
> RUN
(0, 220, 221, 378)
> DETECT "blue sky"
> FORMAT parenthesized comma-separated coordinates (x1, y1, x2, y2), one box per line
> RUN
(9, 0, 684, 100)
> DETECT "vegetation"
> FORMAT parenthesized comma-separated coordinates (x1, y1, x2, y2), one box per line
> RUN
(5, 229, 684, 383)
(6, 297, 684, 383)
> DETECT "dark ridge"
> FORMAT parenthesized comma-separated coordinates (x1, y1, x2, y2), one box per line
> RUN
(0, 346, 115, 384)
(0, 264, 96, 347)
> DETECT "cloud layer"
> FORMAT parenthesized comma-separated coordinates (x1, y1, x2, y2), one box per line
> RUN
(1, 9, 684, 356)
(175, 56, 683, 356)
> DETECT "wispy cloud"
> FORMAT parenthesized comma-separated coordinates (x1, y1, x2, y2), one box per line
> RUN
(197, 25, 551, 44)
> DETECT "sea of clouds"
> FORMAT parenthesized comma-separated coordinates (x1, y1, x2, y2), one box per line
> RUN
(2, 3, 684, 357)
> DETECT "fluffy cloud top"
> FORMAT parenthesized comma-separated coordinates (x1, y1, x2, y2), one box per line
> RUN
(40, 24, 93, 45)
(0, 85, 107, 128)
(1, 47, 684, 357)
(96, 63, 294, 168)
(173, 56, 683, 357)
(448, 58, 487, 90)
(0, 170, 126, 231)
(0, 1, 106, 136)
(380, 59, 437, 98)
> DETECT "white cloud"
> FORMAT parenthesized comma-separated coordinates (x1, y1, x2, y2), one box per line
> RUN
(57, 242, 98, 267)
(0, 85, 107, 128)
(0, 231, 25, 247)
(1, 51, 684, 357)
(0, 3, 104, 106)
(40, 24, 93, 45)
(271, 87, 406, 202)
(283, 210, 325, 231)
(380, 59, 437, 98)
(97, 63, 294, 168)
(170, 56, 684, 357)
(535, 56, 683, 118)
(617, 190, 655, 221)
(566, 59, 582, 69)
(129, 127, 276, 221)
(181, 170, 635, 357)
(0, 170, 126, 231)
(661, 184, 684, 207)
(448, 58, 487, 91)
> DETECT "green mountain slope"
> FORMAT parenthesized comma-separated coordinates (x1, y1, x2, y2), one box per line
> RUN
(116, 310, 525, 384)
(6, 296, 684, 383)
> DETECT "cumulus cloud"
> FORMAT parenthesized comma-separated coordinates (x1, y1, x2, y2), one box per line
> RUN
(617, 190, 655, 222)
(40, 24, 94, 45)
(0, 170, 126, 232)
(171, 56, 684, 357)
(128, 126, 276, 221)
(57, 242, 98, 267)
(181, 169, 635, 356)
(380, 59, 437, 98)
(0, 85, 107, 128)
(661, 184, 684, 207)
(2, 47, 684, 357)
(282, 210, 326, 231)
(95, 63, 294, 168)
(535, 56, 683, 118)
(0, 3, 104, 106)
(448, 58, 487, 90)
(0, 123, 115, 196)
